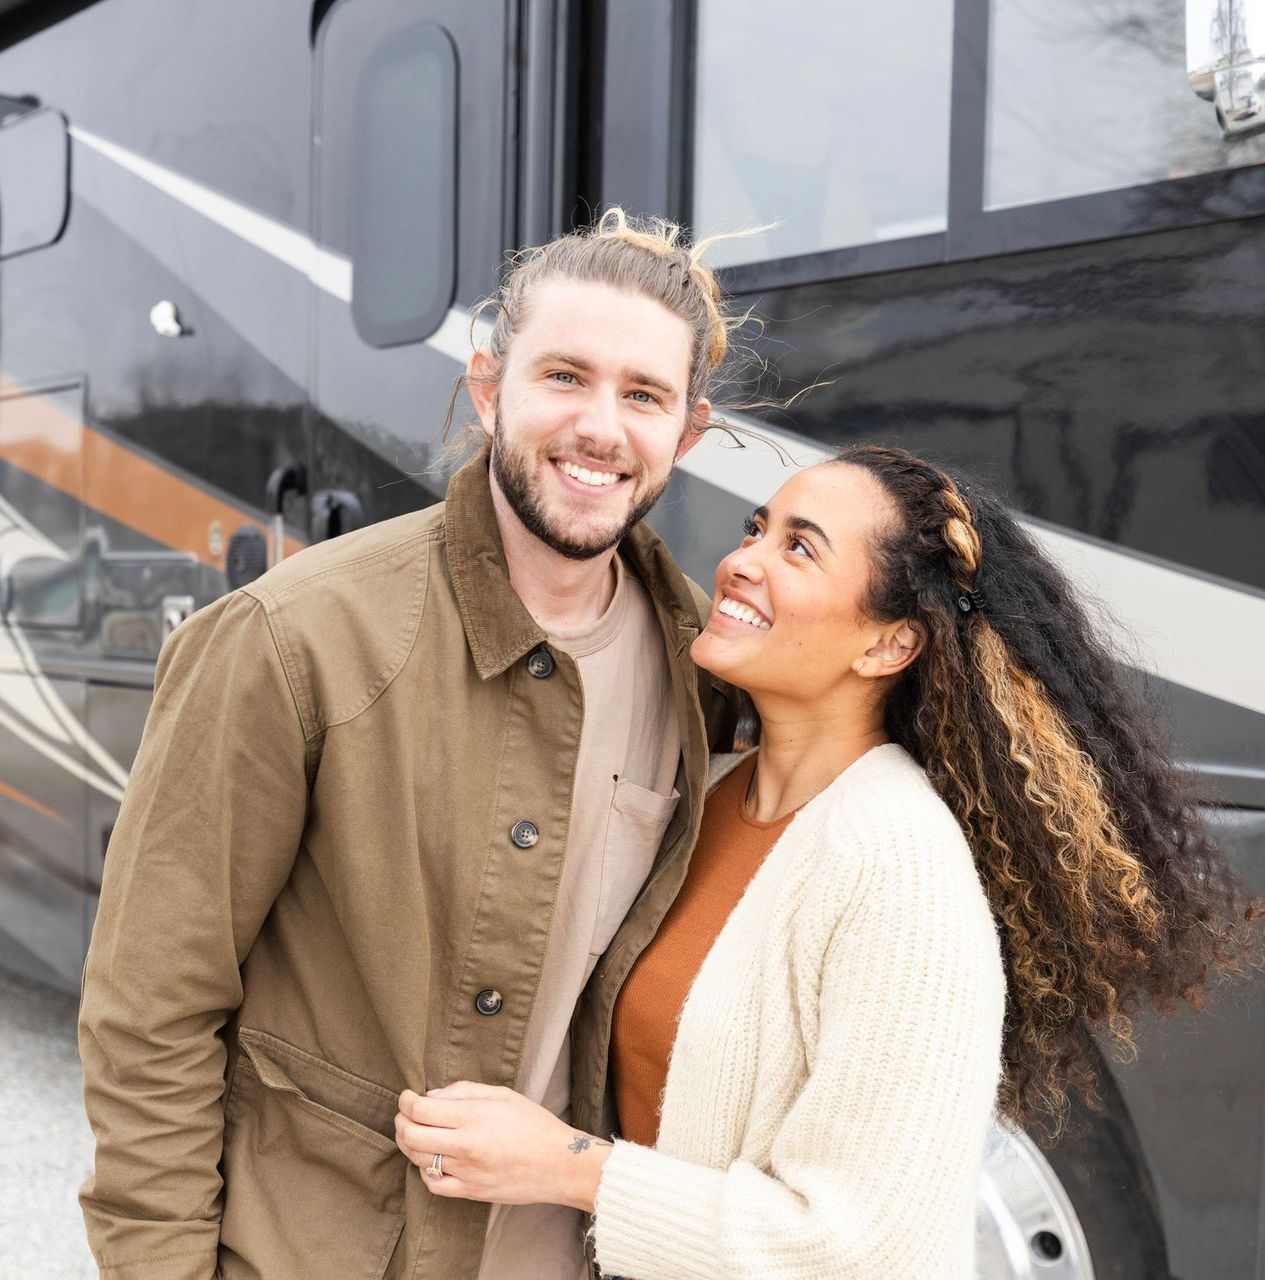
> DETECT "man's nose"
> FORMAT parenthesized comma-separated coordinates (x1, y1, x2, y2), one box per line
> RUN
(573, 388, 624, 452)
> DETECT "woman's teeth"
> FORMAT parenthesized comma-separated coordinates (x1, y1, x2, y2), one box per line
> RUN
(718, 597, 771, 630)
(557, 460, 622, 487)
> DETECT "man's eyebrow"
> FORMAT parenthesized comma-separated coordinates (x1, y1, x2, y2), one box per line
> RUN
(534, 351, 594, 371)
(621, 368, 678, 398)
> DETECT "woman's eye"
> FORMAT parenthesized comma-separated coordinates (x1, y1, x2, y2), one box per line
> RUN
(741, 516, 761, 540)
(788, 535, 811, 558)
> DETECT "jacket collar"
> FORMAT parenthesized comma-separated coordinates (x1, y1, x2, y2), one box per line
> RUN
(443, 446, 704, 680)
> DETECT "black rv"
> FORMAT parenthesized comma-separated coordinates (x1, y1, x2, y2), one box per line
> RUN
(1, 1, 1262, 1276)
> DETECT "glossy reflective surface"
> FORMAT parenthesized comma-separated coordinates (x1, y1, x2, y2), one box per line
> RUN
(742, 216, 1265, 595)
(987, 0, 1265, 210)
(692, 0, 953, 265)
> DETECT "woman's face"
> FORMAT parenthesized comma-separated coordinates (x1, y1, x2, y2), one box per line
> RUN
(691, 463, 904, 702)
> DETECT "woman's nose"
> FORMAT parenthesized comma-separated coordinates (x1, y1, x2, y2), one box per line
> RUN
(721, 547, 765, 584)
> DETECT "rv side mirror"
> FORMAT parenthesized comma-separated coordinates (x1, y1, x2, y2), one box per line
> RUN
(3, 553, 79, 628)
(1187, 0, 1265, 136)
(0, 106, 70, 258)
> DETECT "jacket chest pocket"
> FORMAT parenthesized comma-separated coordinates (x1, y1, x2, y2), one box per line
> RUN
(218, 1028, 406, 1280)
(589, 779, 679, 958)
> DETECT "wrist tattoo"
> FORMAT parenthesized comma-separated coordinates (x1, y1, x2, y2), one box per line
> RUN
(568, 1132, 613, 1154)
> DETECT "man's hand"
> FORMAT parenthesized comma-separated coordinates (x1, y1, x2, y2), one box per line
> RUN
(395, 1082, 612, 1212)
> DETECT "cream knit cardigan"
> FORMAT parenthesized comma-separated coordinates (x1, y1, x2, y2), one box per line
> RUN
(593, 743, 1006, 1280)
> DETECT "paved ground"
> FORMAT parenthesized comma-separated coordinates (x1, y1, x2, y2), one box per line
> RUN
(0, 969, 96, 1280)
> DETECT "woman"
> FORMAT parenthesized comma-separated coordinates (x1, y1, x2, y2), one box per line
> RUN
(394, 445, 1259, 1278)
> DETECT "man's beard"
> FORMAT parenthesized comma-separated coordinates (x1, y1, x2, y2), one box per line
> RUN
(489, 412, 670, 561)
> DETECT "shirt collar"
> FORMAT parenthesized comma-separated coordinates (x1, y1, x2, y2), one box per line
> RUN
(443, 445, 705, 680)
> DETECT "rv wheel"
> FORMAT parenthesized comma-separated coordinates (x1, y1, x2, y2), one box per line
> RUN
(977, 1091, 1168, 1280)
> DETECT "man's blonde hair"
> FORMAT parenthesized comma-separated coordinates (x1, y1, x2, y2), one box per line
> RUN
(479, 207, 750, 406)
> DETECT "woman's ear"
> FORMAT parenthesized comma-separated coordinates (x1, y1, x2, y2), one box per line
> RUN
(467, 348, 499, 439)
(862, 620, 924, 676)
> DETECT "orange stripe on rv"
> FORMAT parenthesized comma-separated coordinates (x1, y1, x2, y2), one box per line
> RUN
(0, 776, 66, 824)
(0, 380, 305, 569)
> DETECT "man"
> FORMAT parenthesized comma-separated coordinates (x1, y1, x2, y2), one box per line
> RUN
(79, 209, 739, 1280)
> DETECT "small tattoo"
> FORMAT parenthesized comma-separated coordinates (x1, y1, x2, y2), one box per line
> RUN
(569, 1132, 612, 1154)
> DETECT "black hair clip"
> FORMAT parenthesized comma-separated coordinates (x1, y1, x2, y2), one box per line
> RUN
(956, 588, 986, 615)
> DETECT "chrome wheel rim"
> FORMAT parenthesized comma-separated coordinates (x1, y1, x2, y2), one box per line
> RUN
(976, 1123, 1096, 1280)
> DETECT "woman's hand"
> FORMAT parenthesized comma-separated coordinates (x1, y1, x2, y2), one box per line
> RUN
(395, 1081, 612, 1211)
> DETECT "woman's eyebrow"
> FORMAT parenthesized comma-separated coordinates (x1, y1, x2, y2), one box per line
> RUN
(786, 514, 834, 551)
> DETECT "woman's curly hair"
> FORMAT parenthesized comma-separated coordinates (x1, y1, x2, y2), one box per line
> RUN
(833, 443, 1262, 1133)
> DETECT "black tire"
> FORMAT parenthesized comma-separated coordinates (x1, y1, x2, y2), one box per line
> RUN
(1034, 1067, 1170, 1280)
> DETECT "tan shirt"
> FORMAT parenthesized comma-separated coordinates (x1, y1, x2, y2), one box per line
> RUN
(480, 554, 681, 1280)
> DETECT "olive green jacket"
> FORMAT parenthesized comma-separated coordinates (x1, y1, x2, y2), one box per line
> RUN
(79, 450, 730, 1279)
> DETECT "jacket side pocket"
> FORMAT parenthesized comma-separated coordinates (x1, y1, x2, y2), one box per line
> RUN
(218, 1027, 406, 1280)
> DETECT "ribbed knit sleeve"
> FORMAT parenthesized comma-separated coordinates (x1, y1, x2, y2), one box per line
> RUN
(592, 753, 1006, 1279)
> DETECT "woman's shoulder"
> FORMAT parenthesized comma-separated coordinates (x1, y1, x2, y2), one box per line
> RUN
(809, 744, 980, 891)
(821, 743, 957, 830)
(807, 746, 1002, 971)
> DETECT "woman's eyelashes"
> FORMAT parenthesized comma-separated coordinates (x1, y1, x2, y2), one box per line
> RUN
(741, 516, 813, 560)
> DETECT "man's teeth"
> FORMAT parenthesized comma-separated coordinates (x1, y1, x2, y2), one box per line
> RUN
(558, 460, 622, 487)
(718, 597, 771, 630)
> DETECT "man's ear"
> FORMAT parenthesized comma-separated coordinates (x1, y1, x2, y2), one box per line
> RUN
(675, 399, 712, 462)
(862, 620, 924, 677)
(467, 348, 499, 439)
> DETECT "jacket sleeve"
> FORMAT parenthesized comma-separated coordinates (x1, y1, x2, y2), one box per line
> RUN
(591, 824, 1005, 1280)
(79, 590, 313, 1279)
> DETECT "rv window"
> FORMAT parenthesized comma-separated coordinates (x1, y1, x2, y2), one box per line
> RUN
(0, 107, 70, 259)
(690, 0, 953, 269)
(985, 0, 1265, 210)
(349, 22, 457, 348)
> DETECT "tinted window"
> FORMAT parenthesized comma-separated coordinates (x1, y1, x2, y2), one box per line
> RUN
(0, 108, 70, 259)
(691, 0, 954, 268)
(986, 0, 1265, 210)
(347, 22, 457, 347)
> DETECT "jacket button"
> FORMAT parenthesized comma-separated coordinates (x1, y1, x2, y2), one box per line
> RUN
(475, 988, 504, 1016)
(526, 647, 554, 679)
(510, 819, 539, 849)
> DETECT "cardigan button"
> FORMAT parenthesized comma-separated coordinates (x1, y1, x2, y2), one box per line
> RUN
(510, 820, 539, 849)
(526, 647, 554, 678)
(474, 988, 504, 1016)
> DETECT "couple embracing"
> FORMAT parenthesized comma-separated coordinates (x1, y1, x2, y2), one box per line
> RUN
(78, 211, 1258, 1280)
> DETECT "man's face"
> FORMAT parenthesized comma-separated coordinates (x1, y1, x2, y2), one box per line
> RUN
(474, 278, 704, 561)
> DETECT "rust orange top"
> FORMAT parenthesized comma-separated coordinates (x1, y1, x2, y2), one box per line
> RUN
(611, 754, 799, 1147)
